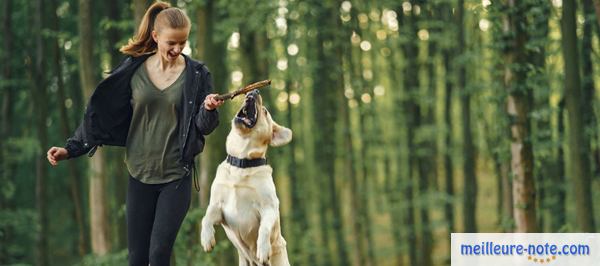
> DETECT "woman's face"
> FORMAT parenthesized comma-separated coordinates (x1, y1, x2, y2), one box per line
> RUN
(152, 27, 189, 62)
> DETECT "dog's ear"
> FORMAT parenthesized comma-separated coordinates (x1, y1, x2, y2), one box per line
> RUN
(271, 121, 292, 147)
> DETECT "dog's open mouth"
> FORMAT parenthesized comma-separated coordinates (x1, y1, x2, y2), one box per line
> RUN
(235, 96, 258, 128)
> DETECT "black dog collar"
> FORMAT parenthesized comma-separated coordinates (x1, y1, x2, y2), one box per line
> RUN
(226, 154, 267, 168)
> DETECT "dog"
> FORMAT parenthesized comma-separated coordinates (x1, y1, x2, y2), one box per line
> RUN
(201, 89, 292, 266)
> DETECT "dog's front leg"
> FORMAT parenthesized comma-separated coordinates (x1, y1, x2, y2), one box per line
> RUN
(201, 204, 222, 252)
(257, 208, 277, 264)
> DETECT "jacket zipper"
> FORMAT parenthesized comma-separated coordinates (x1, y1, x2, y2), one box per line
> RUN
(181, 69, 201, 167)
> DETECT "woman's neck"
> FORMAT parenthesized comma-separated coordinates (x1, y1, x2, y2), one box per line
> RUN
(149, 54, 183, 71)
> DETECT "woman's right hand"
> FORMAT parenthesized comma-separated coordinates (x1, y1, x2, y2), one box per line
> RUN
(47, 147, 69, 166)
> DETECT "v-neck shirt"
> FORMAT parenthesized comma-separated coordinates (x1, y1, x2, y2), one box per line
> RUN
(125, 62, 187, 184)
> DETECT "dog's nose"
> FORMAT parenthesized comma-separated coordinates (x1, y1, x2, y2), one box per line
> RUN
(247, 89, 260, 98)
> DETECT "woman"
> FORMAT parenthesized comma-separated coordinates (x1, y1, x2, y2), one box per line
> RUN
(46, 1, 223, 265)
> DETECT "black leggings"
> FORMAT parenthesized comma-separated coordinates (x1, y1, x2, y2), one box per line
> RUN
(126, 175, 191, 266)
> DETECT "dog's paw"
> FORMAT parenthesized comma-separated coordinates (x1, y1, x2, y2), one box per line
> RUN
(256, 241, 271, 264)
(200, 226, 216, 252)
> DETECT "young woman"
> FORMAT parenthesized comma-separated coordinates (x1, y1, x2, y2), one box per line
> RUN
(46, 1, 223, 265)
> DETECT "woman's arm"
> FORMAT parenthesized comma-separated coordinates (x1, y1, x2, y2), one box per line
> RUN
(195, 70, 223, 135)
(47, 121, 93, 165)
(196, 94, 222, 135)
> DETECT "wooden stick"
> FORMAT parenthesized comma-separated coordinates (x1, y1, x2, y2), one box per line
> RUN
(214, 80, 271, 101)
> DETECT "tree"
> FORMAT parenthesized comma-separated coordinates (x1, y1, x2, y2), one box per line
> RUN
(457, 0, 478, 234)
(311, 1, 349, 265)
(561, 0, 595, 232)
(284, 7, 312, 265)
(549, 99, 566, 231)
(50, 0, 88, 255)
(0, 0, 14, 211)
(441, 0, 456, 249)
(32, 0, 49, 263)
(397, 1, 419, 264)
(500, 0, 538, 233)
(79, 0, 111, 254)
(582, 0, 599, 176)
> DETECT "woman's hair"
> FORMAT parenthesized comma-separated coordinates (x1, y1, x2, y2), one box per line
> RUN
(120, 1, 191, 57)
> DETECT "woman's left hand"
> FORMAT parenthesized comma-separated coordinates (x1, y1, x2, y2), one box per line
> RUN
(204, 94, 224, 110)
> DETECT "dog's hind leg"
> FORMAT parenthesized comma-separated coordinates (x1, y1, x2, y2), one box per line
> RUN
(200, 204, 222, 252)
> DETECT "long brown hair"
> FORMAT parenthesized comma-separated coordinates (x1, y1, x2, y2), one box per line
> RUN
(120, 1, 191, 57)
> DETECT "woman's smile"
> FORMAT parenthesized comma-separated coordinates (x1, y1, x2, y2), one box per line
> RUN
(167, 50, 179, 60)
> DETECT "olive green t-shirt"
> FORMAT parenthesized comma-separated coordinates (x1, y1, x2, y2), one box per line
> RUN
(125, 63, 187, 184)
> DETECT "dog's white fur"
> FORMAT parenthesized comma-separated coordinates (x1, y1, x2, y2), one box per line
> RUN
(201, 93, 292, 266)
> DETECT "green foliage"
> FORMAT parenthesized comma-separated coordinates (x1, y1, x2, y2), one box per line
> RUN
(0, 209, 37, 264)
(74, 250, 128, 266)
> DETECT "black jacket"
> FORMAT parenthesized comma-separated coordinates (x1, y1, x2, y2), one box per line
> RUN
(65, 53, 219, 169)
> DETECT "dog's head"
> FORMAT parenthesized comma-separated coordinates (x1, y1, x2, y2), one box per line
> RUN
(226, 89, 292, 159)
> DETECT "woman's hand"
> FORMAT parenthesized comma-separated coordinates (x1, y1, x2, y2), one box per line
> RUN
(204, 94, 224, 111)
(47, 147, 69, 166)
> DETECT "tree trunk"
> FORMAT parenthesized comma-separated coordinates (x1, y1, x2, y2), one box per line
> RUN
(104, 0, 128, 250)
(345, 7, 369, 265)
(49, 0, 88, 255)
(397, 3, 418, 265)
(107, 0, 123, 67)
(0, 0, 14, 210)
(195, 1, 211, 209)
(593, 0, 600, 29)
(79, 0, 110, 254)
(442, 48, 455, 260)
(500, 160, 513, 229)
(284, 55, 307, 265)
(349, 7, 379, 263)
(88, 151, 110, 254)
(356, 56, 377, 266)
(132, 0, 148, 27)
(312, 2, 349, 265)
(561, 0, 595, 232)
(195, 0, 229, 195)
(441, 1, 455, 254)
(239, 28, 272, 105)
(281, 13, 310, 266)
(582, 0, 599, 176)
(32, 0, 49, 264)
(386, 34, 405, 266)
(529, 0, 550, 232)
(417, 5, 439, 266)
(549, 100, 567, 231)
(502, 0, 537, 233)
(457, 0, 478, 234)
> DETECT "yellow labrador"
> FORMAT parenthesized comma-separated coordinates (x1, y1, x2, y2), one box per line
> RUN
(201, 89, 292, 266)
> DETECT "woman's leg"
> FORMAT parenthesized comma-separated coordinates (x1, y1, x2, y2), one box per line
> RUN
(148, 176, 192, 266)
(127, 176, 160, 266)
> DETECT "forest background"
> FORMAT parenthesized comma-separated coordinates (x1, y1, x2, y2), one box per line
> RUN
(1, 0, 600, 265)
